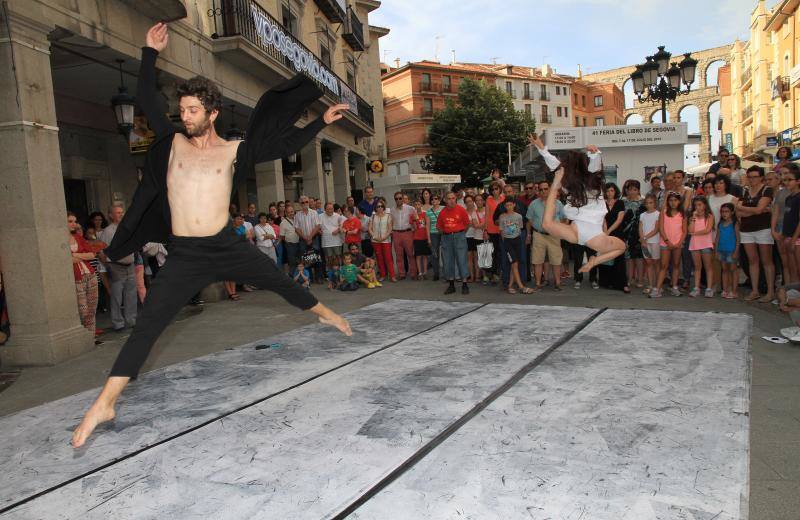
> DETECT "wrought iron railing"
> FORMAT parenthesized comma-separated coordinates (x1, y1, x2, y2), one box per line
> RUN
(741, 67, 752, 85)
(540, 114, 552, 124)
(742, 105, 752, 120)
(209, 0, 374, 130)
(540, 92, 550, 101)
(342, 6, 364, 51)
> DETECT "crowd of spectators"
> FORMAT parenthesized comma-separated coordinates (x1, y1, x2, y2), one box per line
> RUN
(54, 145, 800, 342)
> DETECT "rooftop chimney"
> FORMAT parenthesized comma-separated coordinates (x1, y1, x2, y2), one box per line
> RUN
(577, 64, 583, 79)
(394, 58, 400, 68)
(451, 50, 456, 64)
(542, 64, 551, 77)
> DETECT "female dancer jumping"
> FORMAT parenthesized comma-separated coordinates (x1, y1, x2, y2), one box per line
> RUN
(529, 134, 626, 273)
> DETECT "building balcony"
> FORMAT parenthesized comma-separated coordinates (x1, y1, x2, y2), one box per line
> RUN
(522, 91, 532, 100)
(419, 81, 439, 93)
(742, 105, 753, 122)
(539, 114, 553, 124)
(505, 89, 517, 99)
(771, 76, 790, 100)
(314, 0, 347, 23)
(741, 67, 752, 88)
(209, 0, 374, 134)
(441, 83, 453, 94)
(422, 108, 434, 118)
(540, 92, 550, 101)
(342, 6, 365, 52)
(791, 63, 800, 85)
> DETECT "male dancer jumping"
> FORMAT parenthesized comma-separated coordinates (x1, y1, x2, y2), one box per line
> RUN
(72, 23, 351, 448)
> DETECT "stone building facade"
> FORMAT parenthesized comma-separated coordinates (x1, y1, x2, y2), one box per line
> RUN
(0, 0, 387, 367)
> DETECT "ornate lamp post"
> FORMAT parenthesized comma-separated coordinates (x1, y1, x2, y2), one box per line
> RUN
(630, 46, 698, 123)
(110, 59, 136, 136)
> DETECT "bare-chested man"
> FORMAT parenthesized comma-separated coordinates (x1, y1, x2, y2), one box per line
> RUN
(72, 23, 352, 448)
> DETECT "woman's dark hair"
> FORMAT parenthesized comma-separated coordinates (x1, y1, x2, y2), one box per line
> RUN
(559, 150, 605, 208)
(777, 146, 792, 160)
(747, 165, 765, 177)
(714, 174, 732, 194)
(603, 182, 620, 200)
(702, 179, 714, 191)
(420, 188, 432, 203)
(622, 179, 641, 194)
(66, 210, 77, 219)
(664, 192, 683, 218)
(464, 194, 474, 204)
(87, 211, 107, 229)
(257, 212, 268, 220)
(176, 76, 223, 113)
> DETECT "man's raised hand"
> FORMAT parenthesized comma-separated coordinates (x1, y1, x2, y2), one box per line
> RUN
(146, 23, 169, 53)
(586, 144, 599, 153)
(324, 104, 350, 124)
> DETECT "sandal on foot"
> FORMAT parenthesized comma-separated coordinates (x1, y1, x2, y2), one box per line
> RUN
(507, 287, 518, 294)
(228, 293, 240, 301)
(520, 287, 535, 294)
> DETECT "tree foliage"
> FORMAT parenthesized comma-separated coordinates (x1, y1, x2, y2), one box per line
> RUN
(424, 78, 535, 186)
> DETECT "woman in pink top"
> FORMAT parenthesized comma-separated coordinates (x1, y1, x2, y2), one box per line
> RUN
(688, 196, 715, 298)
(653, 192, 687, 298)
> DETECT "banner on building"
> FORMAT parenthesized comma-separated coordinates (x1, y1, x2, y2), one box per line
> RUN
(545, 123, 689, 150)
(644, 165, 667, 182)
(725, 133, 734, 151)
(129, 116, 156, 154)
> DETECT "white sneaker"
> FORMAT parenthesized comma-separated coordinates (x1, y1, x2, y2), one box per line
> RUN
(689, 288, 700, 298)
(780, 326, 800, 339)
(704, 288, 714, 298)
(592, 281, 599, 290)
(574, 281, 582, 289)
(670, 286, 682, 297)
(649, 288, 662, 298)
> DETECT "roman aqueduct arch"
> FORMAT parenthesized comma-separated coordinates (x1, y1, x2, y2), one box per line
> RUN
(584, 44, 732, 164)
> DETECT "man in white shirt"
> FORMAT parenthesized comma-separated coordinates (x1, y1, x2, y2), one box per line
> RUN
(319, 201, 345, 267)
(98, 203, 137, 331)
(391, 191, 419, 279)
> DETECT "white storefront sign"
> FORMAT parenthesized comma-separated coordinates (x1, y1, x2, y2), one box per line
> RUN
(408, 174, 461, 184)
(545, 123, 689, 150)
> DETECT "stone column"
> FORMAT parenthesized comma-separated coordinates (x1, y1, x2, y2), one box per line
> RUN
(699, 106, 712, 164)
(255, 159, 284, 208)
(351, 155, 368, 190)
(300, 138, 324, 199)
(331, 146, 350, 202)
(0, 13, 93, 366)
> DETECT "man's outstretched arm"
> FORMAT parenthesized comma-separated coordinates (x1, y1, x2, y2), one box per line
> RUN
(257, 103, 350, 162)
(138, 23, 174, 139)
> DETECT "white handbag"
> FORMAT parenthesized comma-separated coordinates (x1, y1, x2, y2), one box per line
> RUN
(477, 240, 494, 269)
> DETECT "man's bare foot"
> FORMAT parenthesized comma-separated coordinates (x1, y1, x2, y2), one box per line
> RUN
(579, 256, 598, 273)
(319, 314, 353, 336)
(72, 402, 116, 448)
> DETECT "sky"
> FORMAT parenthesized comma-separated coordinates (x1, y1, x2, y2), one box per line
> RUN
(371, 0, 772, 75)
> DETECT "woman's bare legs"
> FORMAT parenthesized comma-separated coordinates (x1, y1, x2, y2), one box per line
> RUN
(545, 167, 625, 272)
(758, 243, 775, 301)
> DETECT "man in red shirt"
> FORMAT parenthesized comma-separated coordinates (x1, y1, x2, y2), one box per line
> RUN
(436, 192, 471, 294)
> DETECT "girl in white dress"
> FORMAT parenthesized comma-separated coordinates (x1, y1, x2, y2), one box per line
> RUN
(529, 134, 626, 273)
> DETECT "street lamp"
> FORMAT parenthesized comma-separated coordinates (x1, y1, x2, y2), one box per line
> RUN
(110, 59, 136, 136)
(630, 46, 698, 123)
